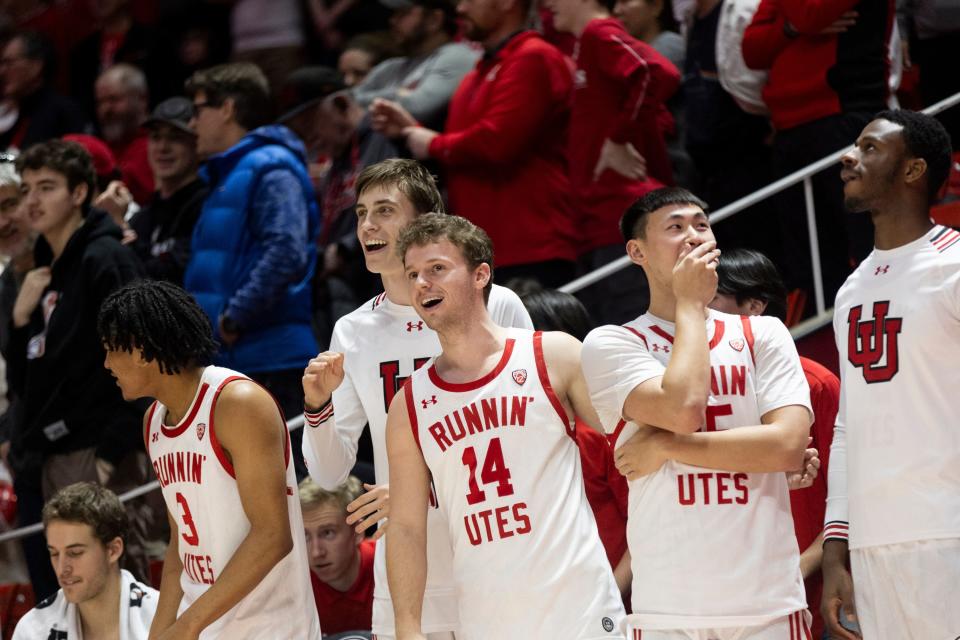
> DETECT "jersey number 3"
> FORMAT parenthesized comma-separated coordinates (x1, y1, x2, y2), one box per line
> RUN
(176, 492, 200, 546)
(462, 438, 515, 505)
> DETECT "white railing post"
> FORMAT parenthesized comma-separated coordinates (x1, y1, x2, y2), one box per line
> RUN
(803, 177, 826, 315)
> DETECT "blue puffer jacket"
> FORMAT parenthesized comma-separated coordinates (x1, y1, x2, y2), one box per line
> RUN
(185, 125, 320, 374)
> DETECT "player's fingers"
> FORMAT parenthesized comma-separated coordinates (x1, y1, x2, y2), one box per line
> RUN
(351, 510, 387, 533)
(347, 494, 387, 522)
(825, 599, 859, 640)
(346, 489, 380, 513)
(370, 522, 388, 540)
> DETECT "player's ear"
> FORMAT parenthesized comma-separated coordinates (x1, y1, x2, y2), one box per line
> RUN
(626, 238, 646, 266)
(105, 536, 124, 564)
(475, 262, 491, 290)
(746, 298, 767, 316)
(904, 156, 927, 188)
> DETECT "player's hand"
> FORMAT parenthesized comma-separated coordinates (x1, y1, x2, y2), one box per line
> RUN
(152, 616, 200, 640)
(403, 126, 438, 160)
(302, 352, 346, 409)
(672, 241, 720, 307)
(614, 425, 671, 480)
(346, 482, 390, 539)
(370, 98, 417, 138)
(12, 266, 52, 328)
(786, 438, 820, 490)
(593, 138, 647, 181)
(822, 540, 861, 639)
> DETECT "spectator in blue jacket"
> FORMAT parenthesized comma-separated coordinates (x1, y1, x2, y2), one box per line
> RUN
(184, 63, 320, 478)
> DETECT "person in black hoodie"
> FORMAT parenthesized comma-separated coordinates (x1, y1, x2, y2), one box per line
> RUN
(7, 139, 146, 598)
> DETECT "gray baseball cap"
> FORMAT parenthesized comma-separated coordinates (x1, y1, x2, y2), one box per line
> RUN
(143, 97, 196, 136)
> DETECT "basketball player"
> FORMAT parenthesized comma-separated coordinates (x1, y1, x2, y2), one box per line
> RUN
(13, 482, 158, 640)
(98, 280, 321, 640)
(301, 159, 531, 639)
(580, 187, 814, 639)
(386, 214, 625, 640)
(822, 110, 958, 639)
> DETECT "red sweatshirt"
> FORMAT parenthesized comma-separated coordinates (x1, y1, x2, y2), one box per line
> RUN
(571, 18, 680, 252)
(429, 31, 578, 267)
(742, 0, 894, 131)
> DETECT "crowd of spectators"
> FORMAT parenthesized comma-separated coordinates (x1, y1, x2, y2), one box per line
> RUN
(0, 0, 954, 633)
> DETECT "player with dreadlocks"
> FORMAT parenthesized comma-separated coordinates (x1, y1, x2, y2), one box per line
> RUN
(98, 280, 321, 640)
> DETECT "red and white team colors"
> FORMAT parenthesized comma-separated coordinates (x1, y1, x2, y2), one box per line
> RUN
(302, 285, 532, 637)
(582, 311, 812, 634)
(405, 329, 625, 640)
(146, 366, 321, 639)
(826, 225, 960, 637)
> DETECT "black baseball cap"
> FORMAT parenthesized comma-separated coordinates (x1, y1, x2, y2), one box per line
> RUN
(143, 97, 196, 136)
(277, 67, 346, 123)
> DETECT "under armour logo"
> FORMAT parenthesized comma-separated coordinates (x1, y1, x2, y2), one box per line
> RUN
(874, 265, 890, 275)
(406, 321, 424, 332)
(652, 344, 670, 353)
(421, 396, 437, 409)
(151, 432, 159, 443)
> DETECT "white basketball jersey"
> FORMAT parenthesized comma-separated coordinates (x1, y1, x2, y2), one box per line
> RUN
(582, 311, 810, 630)
(827, 225, 960, 550)
(302, 285, 532, 634)
(146, 366, 321, 639)
(406, 329, 625, 640)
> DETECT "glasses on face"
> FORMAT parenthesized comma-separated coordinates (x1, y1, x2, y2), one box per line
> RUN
(192, 101, 217, 113)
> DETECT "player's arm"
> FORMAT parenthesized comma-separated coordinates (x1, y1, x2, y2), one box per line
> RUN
(623, 242, 720, 433)
(148, 508, 185, 639)
(156, 381, 297, 640)
(539, 330, 603, 431)
(385, 388, 430, 640)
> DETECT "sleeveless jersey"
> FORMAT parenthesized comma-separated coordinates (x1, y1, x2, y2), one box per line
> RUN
(146, 366, 321, 639)
(582, 310, 811, 630)
(405, 329, 625, 640)
(826, 225, 960, 549)
(302, 285, 532, 634)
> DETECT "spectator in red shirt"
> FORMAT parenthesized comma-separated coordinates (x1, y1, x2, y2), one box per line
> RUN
(743, 0, 895, 311)
(299, 475, 376, 635)
(370, 0, 579, 288)
(518, 287, 632, 603)
(710, 247, 838, 639)
(545, 0, 680, 325)
(95, 63, 155, 205)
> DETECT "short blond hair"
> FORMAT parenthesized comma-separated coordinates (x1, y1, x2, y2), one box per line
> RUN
(298, 475, 364, 513)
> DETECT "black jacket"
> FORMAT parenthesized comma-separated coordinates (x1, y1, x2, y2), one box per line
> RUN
(8, 209, 145, 477)
(129, 178, 208, 285)
(0, 85, 90, 151)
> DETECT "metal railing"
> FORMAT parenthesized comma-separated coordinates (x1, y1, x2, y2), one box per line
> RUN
(560, 92, 960, 340)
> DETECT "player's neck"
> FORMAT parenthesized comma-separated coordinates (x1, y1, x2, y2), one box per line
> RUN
(78, 569, 121, 640)
(435, 315, 507, 382)
(157, 367, 207, 425)
(647, 290, 709, 324)
(871, 207, 933, 251)
(381, 270, 413, 306)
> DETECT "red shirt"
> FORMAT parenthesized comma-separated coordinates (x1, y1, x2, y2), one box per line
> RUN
(570, 19, 680, 251)
(742, 0, 894, 131)
(108, 130, 155, 205)
(791, 356, 838, 639)
(429, 31, 577, 268)
(576, 419, 629, 568)
(310, 538, 376, 634)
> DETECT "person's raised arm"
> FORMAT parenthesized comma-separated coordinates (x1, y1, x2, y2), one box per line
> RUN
(386, 385, 431, 640)
(155, 381, 296, 640)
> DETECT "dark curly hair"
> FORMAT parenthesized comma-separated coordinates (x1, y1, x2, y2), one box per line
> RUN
(875, 109, 953, 202)
(98, 280, 218, 375)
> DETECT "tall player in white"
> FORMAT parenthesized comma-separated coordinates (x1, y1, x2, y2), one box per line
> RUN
(822, 110, 959, 640)
(581, 188, 814, 640)
(301, 159, 531, 639)
(386, 214, 625, 640)
(99, 280, 320, 640)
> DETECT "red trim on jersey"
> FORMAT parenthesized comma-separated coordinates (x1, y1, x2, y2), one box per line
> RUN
(403, 379, 421, 452)
(144, 401, 159, 457)
(707, 319, 725, 350)
(533, 331, 575, 439)
(207, 376, 248, 478)
(740, 315, 756, 366)
(790, 611, 797, 640)
(935, 229, 960, 252)
(801, 611, 812, 640)
(608, 418, 627, 450)
(160, 383, 210, 438)
(427, 338, 516, 392)
(621, 325, 649, 349)
(649, 320, 726, 350)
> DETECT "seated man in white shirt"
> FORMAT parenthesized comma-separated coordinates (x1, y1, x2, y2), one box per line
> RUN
(13, 482, 158, 640)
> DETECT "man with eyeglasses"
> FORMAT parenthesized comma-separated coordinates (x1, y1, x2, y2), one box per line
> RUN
(183, 63, 320, 479)
(0, 31, 89, 151)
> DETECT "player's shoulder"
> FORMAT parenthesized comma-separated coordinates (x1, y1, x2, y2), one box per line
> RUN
(583, 322, 649, 355)
(14, 590, 67, 634)
(488, 283, 522, 310)
(928, 225, 960, 259)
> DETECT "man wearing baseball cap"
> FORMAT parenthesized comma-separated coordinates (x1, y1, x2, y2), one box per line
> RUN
(127, 97, 207, 285)
(352, 0, 478, 131)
